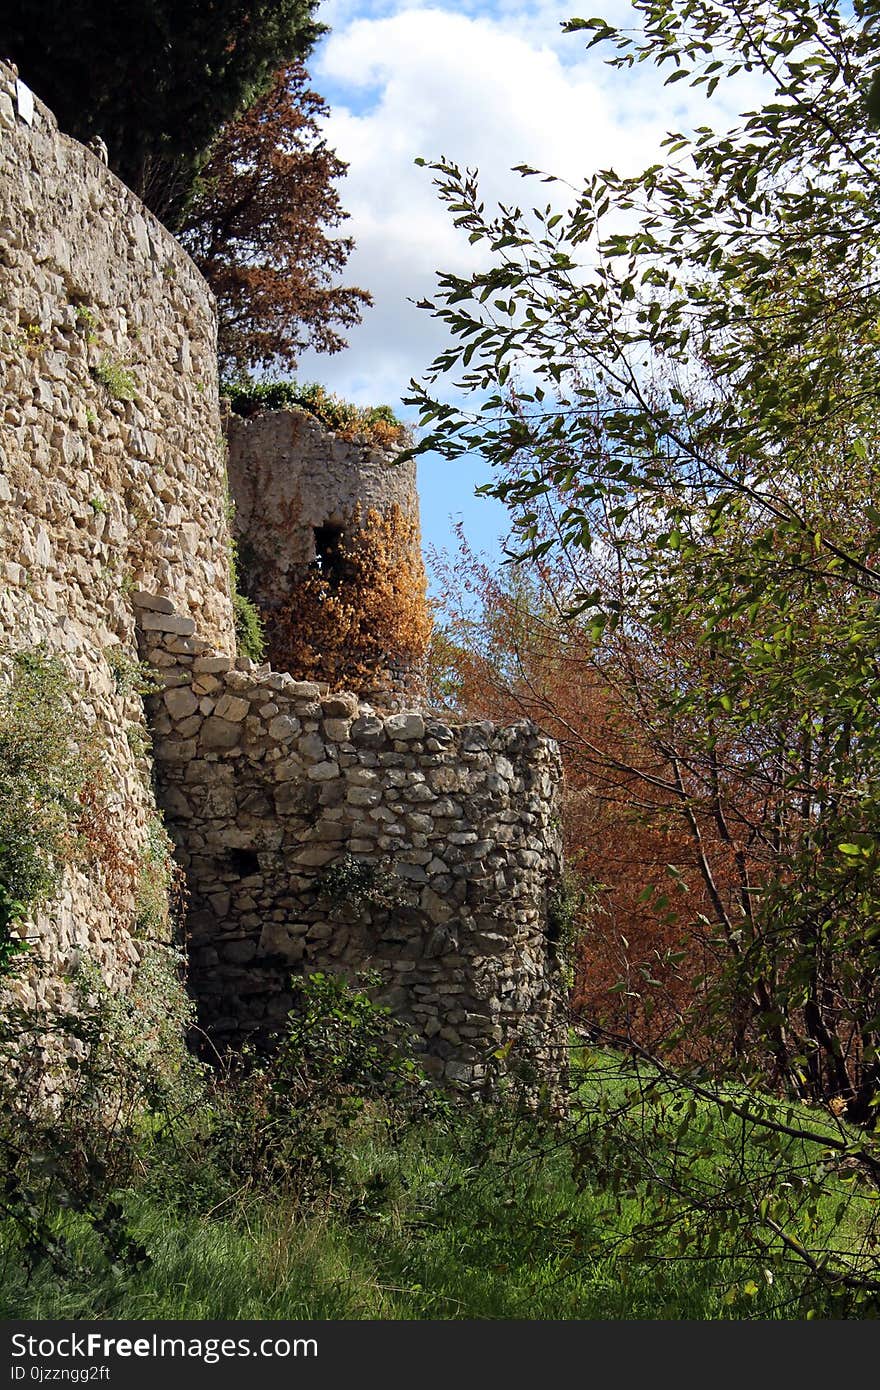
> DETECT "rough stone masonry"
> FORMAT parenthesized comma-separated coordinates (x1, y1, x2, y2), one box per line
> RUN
(142, 599, 568, 1094)
(0, 60, 569, 1096)
(0, 59, 234, 1023)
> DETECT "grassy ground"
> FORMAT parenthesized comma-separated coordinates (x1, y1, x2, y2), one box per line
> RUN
(5, 1049, 870, 1320)
(0, 1136, 791, 1320)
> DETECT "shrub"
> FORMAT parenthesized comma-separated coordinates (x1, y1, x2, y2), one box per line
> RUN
(134, 813, 181, 939)
(223, 378, 407, 449)
(315, 853, 407, 913)
(546, 869, 593, 991)
(269, 503, 432, 690)
(154, 971, 433, 1215)
(233, 592, 266, 662)
(0, 946, 201, 1277)
(226, 501, 266, 662)
(104, 646, 161, 698)
(91, 359, 138, 402)
(0, 650, 101, 977)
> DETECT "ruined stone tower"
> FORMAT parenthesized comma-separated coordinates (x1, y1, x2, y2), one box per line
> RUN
(226, 405, 430, 702)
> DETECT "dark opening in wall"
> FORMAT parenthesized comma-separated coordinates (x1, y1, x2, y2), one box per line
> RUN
(313, 523, 346, 587)
(229, 847, 260, 878)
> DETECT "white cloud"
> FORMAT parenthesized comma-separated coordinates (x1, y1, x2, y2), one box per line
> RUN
(291, 2, 769, 557)
(298, 3, 763, 398)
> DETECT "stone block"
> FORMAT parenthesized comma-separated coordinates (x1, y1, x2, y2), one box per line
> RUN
(274, 758, 303, 783)
(307, 759, 339, 781)
(131, 590, 175, 613)
(215, 693, 250, 722)
(297, 731, 326, 761)
(268, 714, 301, 741)
(274, 781, 309, 813)
(193, 655, 233, 674)
(199, 717, 241, 751)
(221, 939, 257, 964)
(160, 786, 192, 819)
(138, 611, 196, 636)
(385, 713, 425, 741)
(153, 736, 197, 764)
(346, 786, 382, 808)
(294, 846, 337, 867)
(395, 862, 428, 883)
(421, 888, 454, 924)
(287, 681, 321, 698)
(164, 686, 199, 721)
(351, 715, 385, 742)
(323, 693, 359, 718)
(323, 717, 352, 742)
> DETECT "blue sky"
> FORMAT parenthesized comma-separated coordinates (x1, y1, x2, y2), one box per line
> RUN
(291, 0, 766, 579)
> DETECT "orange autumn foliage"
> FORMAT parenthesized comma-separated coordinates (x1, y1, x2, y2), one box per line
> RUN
(180, 62, 370, 377)
(428, 541, 751, 1057)
(269, 504, 432, 693)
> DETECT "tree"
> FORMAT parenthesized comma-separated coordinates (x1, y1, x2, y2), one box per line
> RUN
(428, 534, 737, 1055)
(410, 0, 880, 1121)
(1, 0, 320, 225)
(410, 2, 880, 1304)
(180, 63, 371, 377)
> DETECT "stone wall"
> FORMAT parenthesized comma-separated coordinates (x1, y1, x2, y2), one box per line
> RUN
(0, 63, 234, 1007)
(0, 62, 568, 1097)
(141, 603, 567, 1094)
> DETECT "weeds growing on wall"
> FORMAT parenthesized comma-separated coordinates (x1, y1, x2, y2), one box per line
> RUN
(232, 588, 266, 662)
(0, 649, 103, 976)
(269, 503, 432, 690)
(91, 358, 138, 402)
(315, 854, 408, 914)
(104, 646, 161, 698)
(134, 813, 183, 939)
(225, 495, 266, 662)
(223, 379, 406, 449)
(546, 870, 593, 993)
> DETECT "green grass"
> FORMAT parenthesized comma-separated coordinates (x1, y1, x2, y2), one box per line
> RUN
(6, 1050, 866, 1321)
(0, 1144, 790, 1320)
(4, 1043, 880, 1321)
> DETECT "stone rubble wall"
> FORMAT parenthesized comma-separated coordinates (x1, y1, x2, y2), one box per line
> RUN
(140, 600, 567, 1094)
(225, 406, 427, 702)
(0, 63, 235, 1007)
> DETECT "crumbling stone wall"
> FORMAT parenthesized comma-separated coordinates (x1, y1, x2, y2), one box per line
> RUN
(141, 602, 567, 1094)
(0, 62, 567, 1096)
(0, 63, 234, 1006)
(226, 406, 418, 610)
(226, 406, 428, 700)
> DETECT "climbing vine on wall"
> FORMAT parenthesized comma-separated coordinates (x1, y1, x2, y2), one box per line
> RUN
(268, 504, 432, 691)
(0, 650, 105, 975)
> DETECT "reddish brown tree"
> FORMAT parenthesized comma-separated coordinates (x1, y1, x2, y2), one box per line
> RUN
(427, 531, 753, 1061)
(179, 62, 371, 376)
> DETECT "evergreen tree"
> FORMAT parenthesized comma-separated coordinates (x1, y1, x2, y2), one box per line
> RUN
(1, 0, 321, 225)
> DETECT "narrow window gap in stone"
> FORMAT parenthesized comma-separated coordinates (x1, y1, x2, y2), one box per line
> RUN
(313, 522, 346, 587)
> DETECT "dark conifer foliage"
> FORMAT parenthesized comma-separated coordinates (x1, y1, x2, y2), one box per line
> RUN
(1, 0, 322, 225)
